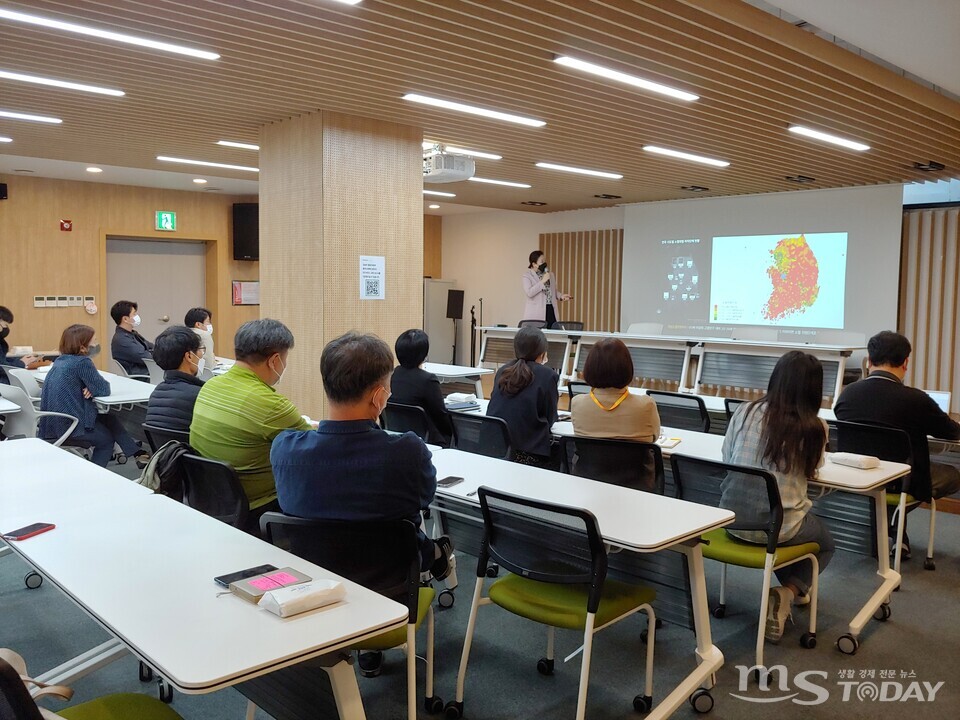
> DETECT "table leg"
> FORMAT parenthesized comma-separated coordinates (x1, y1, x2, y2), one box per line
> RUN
(33, 639, 129, 694)
(323, 657, 367, 720)
(472, 377, 484, 399)
(646, 541, 723, 720)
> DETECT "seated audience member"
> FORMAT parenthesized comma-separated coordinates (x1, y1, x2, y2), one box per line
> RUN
(145, 326, 206, 432)
(185, 307, 215, 360)
(271, 331, 453, 678)
(110, 300, 153, 378)
(39, 324, 148, 467)
(0, 305, 41, 369)
(571, 337, 660, 441)
(190, 319, 311, 514)
(486, 326, 559, 467)
(390, 328, 453, 445)
(835, 330, 960, 557)
(721, 350, 834, 643)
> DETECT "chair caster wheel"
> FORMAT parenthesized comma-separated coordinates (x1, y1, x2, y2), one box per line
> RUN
(655, 617, 663, 629)
(115, 453, 127, 465)
(24, 571, 42, 589)
(424, 695, 444, 714)
(800, 632, 817, 649)
(537, 657, 554, 676)
(633, 694, 652, 713)
(873, 604, 891, 622)
(438, 589, 455, 609)
(837, 633, 859, 655)
(485, 564, 499, 578)
(711, 604, 726, 619)
(139, 661, 154, 682)
(443, 700, 463, 719)
(923, 558, 936, 571)
(689, 688, 714, 713)
(157, 679, 173, 703)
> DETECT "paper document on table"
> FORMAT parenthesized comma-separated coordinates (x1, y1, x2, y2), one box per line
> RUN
(656, 436, 682, 449)
(446, 393, 477, 403)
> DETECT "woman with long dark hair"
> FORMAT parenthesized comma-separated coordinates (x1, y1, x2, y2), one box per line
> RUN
(721, 350, 834, 643)
(486, 326, 559, 466)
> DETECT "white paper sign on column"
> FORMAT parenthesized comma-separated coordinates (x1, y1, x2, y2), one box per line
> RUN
(360, 255, 386, 300)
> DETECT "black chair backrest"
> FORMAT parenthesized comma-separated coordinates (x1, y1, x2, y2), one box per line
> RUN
(260, 514, 419, 622)
(450, 413, 513, 460)
(478, 487, 608, 613)
(560, 436, 665, 495)
(142, 423, 191, 452)
(0, 657, 43, 720)
(180, 453, 250, 528)
(554, 321, 584, 331)
(518, 319, 547, 329)
(646, 390, 710, 432)
(567, 381, 591, 404)
(723, 398, 746, 421)
(381, 401, 431, 442)
(671, 454, 783, 554)
(828, 419, 915, 496)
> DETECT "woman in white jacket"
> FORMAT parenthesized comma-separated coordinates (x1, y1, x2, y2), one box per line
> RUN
(521, 250, 570, 327)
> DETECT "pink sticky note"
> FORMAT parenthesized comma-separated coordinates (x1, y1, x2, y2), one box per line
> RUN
(265, 571, 298, 586)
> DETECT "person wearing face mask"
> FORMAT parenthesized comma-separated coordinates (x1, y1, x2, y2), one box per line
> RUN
(184, 306, 215, 361)
(109, 300, 154, 380)
(0, 305, 42, 370)
(39, 324, 149, 467)
(522, 250, 571, 329)
(145, 326, 206, 432)
(190, 319, 312, 522)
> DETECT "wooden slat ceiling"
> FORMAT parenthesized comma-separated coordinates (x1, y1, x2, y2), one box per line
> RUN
(1, 0, 958, 212)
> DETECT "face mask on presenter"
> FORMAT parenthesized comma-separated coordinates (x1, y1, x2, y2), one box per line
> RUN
(538, 262, 548, 273)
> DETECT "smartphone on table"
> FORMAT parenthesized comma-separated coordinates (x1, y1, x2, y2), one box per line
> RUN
(2, 523, 56, 541)
(438, 476, 465, 488)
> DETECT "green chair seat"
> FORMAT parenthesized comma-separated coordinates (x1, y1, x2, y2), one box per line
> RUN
(487, 574, 655, 630)
(885, 492, 917, 506)
(354, 586, 435, 650)
(701, 528, 819, 569)
(58, 693, 184, 719)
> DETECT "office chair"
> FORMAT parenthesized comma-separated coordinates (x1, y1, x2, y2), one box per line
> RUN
(445, 487, 656, 720)
(381, 401, 431, 442)
(0, 385, 79, 447)
(646, 390, 711, 432)
(5, 368, 42, 408)
(554, 321, 584, 331)
(111, 359, 149, 382)
(560, 436, 665, 495)
(142, 358, 166, 385)
(566, 380, 591, 405)
(518, 319, 547, 329)
(671, 454, 819, 671)
(828, 420, 924, 572)
(142, 422, 191, 452)
(449, 413, 513, 460)
(724, 397, 746, 421)
(179, 453, 249, 529)
(260, 515, 440, 720)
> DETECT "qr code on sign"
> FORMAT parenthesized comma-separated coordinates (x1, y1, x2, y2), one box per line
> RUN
(365, 278, 381, 296)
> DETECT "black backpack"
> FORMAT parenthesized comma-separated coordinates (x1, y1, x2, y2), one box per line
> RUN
(136, 440, 192, 501)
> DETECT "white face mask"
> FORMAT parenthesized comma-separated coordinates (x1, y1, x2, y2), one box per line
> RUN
(196, 357, 206, 376)
(205, 324, 213, 334)
(272, 356, 287, 386)
(132, 314, 142, 327)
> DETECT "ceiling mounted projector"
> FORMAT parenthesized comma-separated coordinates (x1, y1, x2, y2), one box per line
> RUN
(423, 147, 475, 183)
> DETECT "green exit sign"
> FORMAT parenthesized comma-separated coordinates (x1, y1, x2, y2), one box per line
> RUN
(155, 211, 177, 231)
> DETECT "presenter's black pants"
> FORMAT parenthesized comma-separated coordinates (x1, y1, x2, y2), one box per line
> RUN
(545, 304, 557, 329)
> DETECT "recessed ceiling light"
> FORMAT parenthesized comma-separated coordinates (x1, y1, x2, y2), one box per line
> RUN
(643, 145, 729, 168)
(0, 136, 11, 143)
(217, 140, 259, 151)
(193, 178, 208, 184)
(521, 201, 548, 206)
(0, 109, 61, 124)
(535, 162, 622, 179)
(554, 56, 699, 102)
(594, 193, 622, 199)
(788, 125, 869, 152)
(681, 185, 710, 192)
(0, 8, 220, 60)
(428, 203, 440, 209)
(423, 190, 456, 197)
(0, 69, 124, 96)
(403, 93, 545, 128)
(85, 166, 102, 173)
(422, 141, 502, 160)
(156, 155, 258, 172)
(468, 177, 531, 188)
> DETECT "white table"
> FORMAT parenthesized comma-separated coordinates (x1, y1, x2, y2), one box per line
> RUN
(0, 397, 21, 415)
(423, 362, 493, 399)
(33, 368, 154, 410)
(431, 448, 734, 719)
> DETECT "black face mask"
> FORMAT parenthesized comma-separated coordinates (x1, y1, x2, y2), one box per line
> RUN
(0, 326, 8, 340)
(538, 262, 548, 273)
(86, 343, 101, 357)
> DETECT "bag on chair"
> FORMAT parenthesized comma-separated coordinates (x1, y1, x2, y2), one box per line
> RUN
(136, 439, 191, 500)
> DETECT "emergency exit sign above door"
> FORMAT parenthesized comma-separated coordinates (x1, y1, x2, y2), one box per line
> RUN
(155, 211, 177, 231)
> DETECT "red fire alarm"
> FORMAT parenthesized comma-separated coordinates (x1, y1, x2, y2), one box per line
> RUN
(60, 220, 73, 231)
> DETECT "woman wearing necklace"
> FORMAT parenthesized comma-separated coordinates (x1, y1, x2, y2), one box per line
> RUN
(522, 250, 571, 328)
(571, 338, 660, 442)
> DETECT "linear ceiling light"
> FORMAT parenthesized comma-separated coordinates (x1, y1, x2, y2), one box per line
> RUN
(422, 141, 501, 160)
(535, 162, 622, 179)
(468, 177, 531, 188)
(217, 140, 259, 150)
(0, 136, 11, 142)
(788, 125, 870, 152)
(0, 8, 220, 60)
(0, 109, 61, 123)
(329, 0, 362, 4)
(157, 155, 258, 172)
(423, 189, 456, 197)
(554, 55, 699, 102)
(0, 70, 124, 96)
(403, 93, 545, 127)
(643, 145, 729, 168)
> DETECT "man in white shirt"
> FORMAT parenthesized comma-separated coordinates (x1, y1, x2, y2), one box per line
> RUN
(184, 307, 215, 360)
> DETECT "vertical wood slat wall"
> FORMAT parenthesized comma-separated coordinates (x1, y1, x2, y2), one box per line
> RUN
(900, 207, 960, 412)
(540, 229, 623, 332)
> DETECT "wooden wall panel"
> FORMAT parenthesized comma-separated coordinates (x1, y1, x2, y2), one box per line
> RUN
(424, 214, 442, 278)
(540, 228, 623, 332)
(0, 174, 258, 366)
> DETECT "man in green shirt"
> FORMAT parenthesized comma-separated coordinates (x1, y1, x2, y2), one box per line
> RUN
(190, 319, 312, 517)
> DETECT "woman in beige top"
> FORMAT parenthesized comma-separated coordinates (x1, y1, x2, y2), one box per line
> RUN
(571, 338, 661, 442)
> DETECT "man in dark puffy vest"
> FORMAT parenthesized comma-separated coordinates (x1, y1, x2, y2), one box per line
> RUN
(145, 326, 205, 432)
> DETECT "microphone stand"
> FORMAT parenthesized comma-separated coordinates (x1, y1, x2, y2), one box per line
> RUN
(470, 304, 477, 366)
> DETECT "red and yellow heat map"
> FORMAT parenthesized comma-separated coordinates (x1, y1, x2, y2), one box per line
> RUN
(761, 234, 819, 321)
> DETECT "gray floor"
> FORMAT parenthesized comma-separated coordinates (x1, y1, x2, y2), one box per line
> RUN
(3, 461, 960, 719)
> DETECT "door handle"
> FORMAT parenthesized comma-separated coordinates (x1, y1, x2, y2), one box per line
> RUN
(158, 315, 170, 323)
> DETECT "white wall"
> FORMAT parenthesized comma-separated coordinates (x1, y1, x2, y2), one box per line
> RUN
(442, 206, 624, 364)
